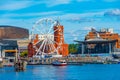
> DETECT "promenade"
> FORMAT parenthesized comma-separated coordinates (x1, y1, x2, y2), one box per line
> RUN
(28, 56, 105, 65)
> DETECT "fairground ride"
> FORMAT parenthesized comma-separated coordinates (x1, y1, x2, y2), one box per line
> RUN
(31, 18, 63, 58)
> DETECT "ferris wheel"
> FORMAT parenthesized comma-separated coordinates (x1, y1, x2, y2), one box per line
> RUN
(31, 18, 63, 56)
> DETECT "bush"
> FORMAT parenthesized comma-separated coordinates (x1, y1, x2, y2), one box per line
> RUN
(20, 51, 28, 57)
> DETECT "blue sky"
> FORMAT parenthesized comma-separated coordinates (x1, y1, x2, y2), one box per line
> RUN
(0, 0, 120, 43)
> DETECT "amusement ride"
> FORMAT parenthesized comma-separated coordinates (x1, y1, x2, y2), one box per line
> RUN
(29, 18, 68, 58)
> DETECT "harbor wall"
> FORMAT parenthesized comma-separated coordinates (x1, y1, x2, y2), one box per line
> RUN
(28, 56, 102, 65)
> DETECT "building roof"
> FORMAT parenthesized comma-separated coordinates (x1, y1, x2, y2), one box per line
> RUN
(86, 38, 106, 41)
(0, 39, 18, 46)
(0, 25, 29, 39)
(0, 25, 28, 30)
(74, 39, 117, 44)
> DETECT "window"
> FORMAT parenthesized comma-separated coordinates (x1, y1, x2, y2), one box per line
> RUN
(5, 52, 15, 57)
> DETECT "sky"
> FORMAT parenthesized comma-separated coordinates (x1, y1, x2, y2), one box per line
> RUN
(0, 0, 120, 43)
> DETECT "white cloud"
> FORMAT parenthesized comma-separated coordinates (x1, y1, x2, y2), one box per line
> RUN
(104, 9, 120, 16)
(0, 0, 71, 11)
(42, 0, 71, 7)
(1, 11, 62, 18)
(0, 1, 36, 11)
(83, 26, 94, 30)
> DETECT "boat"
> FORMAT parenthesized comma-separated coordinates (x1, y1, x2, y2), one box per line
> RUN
(28, 59, 39, 65)
(110, 59, 120, 64)
(112, 54, 120, 59)
(4, 63, 13, 67)
(52, 60, 67, 66)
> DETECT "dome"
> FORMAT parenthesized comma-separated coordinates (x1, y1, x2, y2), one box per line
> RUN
(0, 25, 29, 39)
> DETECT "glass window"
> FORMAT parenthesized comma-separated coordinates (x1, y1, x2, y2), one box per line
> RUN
(5, 52, 15, 57)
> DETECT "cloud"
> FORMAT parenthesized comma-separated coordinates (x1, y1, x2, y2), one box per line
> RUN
(104, 9, 120, 16)
(42, 0, 71, 7)
(1, 11, 62, 18)
(60, 11, 103, 23)
(65, 29, 88, 43)
(66, 17, 96, 23)
(0, 0, 70, 11)
(0, 1, 37, 11)
(83, 26, 95, 30)
(61, 9, 120, 23)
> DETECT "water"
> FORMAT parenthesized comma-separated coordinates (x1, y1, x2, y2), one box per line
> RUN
(0, 64, 120, 80)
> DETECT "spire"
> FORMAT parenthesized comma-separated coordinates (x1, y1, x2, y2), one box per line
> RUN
(55, 17, 61, 26)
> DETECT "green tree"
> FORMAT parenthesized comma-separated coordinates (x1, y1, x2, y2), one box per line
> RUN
(20, 50, 28, 57)
(69, 44, 79, 54)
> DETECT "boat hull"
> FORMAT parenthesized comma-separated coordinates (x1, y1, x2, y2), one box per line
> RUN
(112, 54, 120, 59)
(52, 63, 67, 66)
(52, 60, 67, 66)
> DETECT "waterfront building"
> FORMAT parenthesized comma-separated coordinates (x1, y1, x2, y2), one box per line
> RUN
(75, 39, 117, 54)
(0, 40, 18, 62)
(85, 28, 120, 49)
(54, 23, 69, 56)
(0, 25, 29, 62)
(75, 28, 119, 54)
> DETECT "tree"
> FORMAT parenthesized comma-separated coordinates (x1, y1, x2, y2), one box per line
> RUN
(20, 50, 28, 57)
(69, 44, 79, 54)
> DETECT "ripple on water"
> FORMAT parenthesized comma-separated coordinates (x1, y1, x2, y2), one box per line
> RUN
(0, 64, 120, 80)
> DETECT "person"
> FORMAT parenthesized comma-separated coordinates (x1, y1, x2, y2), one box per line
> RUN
(22, 60, 27, 70)
(14, 62, 19, 71)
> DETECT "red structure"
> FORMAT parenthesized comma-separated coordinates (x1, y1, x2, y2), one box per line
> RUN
(54, 22, 69, 56)
(28, 21, 69, 57)
(28, 42, 36, 57)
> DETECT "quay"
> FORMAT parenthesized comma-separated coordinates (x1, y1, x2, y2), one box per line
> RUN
(28, 56, 118, 65)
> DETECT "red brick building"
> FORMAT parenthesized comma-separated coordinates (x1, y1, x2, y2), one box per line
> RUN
(54, 23, 69, 56)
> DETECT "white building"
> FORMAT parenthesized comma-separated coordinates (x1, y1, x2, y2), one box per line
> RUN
(29, 34, 54, 41)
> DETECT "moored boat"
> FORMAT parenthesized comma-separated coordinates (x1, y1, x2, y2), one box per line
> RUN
(4, 63, 13, 67)
(112, 54, 120, 59)
(52, 60, 67, 66)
